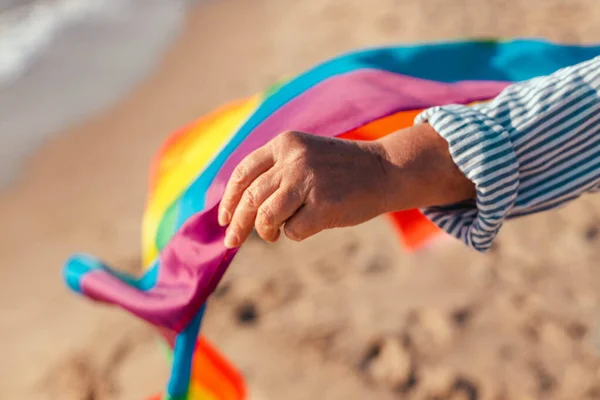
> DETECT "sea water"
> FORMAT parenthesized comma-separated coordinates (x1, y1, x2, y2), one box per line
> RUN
(0, 0, 193, 188)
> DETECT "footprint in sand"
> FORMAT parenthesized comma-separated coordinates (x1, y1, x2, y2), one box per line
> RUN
(449, 377, 480, 400)
(44, 354, 111, 400)
(235, 300, 260, 326)
(584, 224, 599, 241)
(359, 337, 416, 393)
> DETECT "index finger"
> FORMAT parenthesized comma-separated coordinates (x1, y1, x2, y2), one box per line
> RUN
(218, 146, 274, 226)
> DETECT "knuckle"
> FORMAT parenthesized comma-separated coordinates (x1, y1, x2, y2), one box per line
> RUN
(280, 130, 299, 142)
(307, 189, 325, 206)
(257, 206, 275, 228)
(280, 131, 304, 148)
(232, 164, 249, 184)
(303, 168, 317, 186)
(243, 187, 259, 208)
(256, 225, 277, 243)
(318, 197, 336, 212)
(288, 147, 310, 169)
(228, 224, 241, 238)
(276, 131, 312, 164)
(294, 143, 310, 159)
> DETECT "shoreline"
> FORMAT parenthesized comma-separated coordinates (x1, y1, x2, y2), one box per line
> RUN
(0, 0, 190, 189)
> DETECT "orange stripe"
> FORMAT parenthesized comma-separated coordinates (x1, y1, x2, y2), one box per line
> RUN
(147, 97, 254, 198)
(189, 338, 246, 400)
(339, 109, 423, 141)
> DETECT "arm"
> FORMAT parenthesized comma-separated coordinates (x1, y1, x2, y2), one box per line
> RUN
(218, 56, 600, 251)
(216, 127, 470, 249)
(412, 55, 600, 251)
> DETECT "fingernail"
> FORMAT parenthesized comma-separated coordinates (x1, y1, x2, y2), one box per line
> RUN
(224, 230, 239, 249)
(218, 209, 231, 226)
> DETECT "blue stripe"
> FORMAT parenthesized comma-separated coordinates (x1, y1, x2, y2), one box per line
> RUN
(512, 91, 598, 147)
(471, 165, 517, 190)
(167, 305, 206, 397)
(509, 196, 579, 218)
(486, 66, 600, 124)
(517, 159, 600, 206)
(519, 112, 600, 173)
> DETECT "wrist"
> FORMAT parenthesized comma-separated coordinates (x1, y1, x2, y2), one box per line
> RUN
(376, 123, 475, 212)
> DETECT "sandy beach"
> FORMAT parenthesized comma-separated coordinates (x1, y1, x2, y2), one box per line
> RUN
(2, 0, 600, 399)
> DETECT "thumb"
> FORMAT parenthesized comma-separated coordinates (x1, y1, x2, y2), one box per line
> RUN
(283, 206, 323, 241)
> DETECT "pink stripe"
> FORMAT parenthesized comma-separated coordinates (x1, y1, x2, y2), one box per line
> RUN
(81, 70, 509, 331)
(206, 70, 508, 204)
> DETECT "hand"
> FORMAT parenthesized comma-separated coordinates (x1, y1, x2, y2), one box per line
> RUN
(218, 125, 475, 249)
(218, 131, 391, 248)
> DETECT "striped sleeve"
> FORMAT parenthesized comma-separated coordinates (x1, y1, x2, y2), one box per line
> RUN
(415, 55, 600, 252)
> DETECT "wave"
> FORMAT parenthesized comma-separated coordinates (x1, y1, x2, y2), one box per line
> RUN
(0, 0, 192, 188)
(0, 0, 129, 86)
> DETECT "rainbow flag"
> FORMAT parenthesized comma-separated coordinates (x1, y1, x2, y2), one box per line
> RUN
(63, 39, 600, 399)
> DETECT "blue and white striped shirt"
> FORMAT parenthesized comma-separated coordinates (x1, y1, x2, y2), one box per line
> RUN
(416, 55, 600, 252)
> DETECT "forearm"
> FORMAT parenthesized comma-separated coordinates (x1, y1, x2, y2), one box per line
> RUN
(380, 55, 600, 251)
(376, 123, 475, 211)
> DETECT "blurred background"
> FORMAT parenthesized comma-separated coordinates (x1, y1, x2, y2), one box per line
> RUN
(1, 0, 600, 399)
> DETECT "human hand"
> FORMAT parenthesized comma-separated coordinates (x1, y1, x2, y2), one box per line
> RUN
(218, 131, 391, 248)
(218, 125, 475, 249)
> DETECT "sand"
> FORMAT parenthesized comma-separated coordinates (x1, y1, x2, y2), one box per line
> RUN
(2, 0, 600, 399)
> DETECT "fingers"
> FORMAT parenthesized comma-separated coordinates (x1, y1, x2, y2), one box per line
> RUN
(254, 186, 305, 242)
(224, 170, 280, 248)
(219, 146, 274, 226)
(284, 206, 323, 242)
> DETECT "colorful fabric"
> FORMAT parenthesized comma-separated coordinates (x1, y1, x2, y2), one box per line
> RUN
(418, 55, 600, 251)
(63, 39, 600, 399)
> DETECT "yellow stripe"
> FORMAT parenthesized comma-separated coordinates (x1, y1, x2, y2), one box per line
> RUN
(187, 382, 219, 400)
(142, 95, 261, 267)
